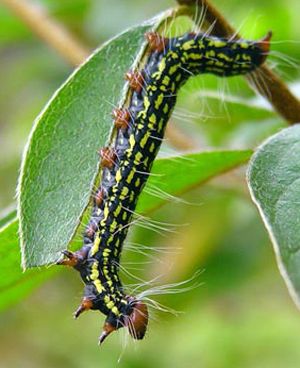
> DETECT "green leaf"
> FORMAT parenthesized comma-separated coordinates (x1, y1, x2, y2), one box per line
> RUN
(137, 150, 252, 214)
(247, 125, 300, 309)
(0, 217, 57, 312)
(18, 22, 157, 268)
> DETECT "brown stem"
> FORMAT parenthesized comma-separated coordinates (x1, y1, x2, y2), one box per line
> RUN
(1, 0, 193, 151)
(165, 121, 198, 151)
(1, 0, 90, 66)
(176, 0, 300, 124)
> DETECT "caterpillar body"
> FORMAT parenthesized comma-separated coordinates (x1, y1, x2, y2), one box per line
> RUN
(58, 30, 271, 343)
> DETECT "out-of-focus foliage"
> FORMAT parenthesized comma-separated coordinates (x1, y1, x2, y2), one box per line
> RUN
(1, 0, 300, 367)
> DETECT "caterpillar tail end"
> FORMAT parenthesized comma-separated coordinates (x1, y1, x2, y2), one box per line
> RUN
(257, 30, 272, 62)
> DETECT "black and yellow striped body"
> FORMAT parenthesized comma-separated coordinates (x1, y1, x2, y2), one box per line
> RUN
(59, 31, 270, 340)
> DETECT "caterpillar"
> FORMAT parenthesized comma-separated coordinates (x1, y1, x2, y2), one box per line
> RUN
(57, 29, 271, 344)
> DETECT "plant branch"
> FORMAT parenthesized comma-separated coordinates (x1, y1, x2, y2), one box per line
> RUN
(176, 0, 300, 125)
(1, 0, 90, 66)
(1, 0, 195, 151)
(165, 121, 197, 151)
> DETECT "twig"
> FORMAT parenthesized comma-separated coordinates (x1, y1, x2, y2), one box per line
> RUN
(1, 0, 195, 151)
(1, 0, 90, 66)
(165, 121, 197, 151)
(176, 0, 300, 124)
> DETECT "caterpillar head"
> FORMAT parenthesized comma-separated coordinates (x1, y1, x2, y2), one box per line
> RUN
(99, 296, 148, 344)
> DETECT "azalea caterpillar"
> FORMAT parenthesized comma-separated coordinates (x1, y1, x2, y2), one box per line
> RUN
(58, 29, 271, 343)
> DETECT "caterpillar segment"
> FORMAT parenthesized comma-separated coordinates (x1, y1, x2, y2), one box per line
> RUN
(58, 30, 271, 343)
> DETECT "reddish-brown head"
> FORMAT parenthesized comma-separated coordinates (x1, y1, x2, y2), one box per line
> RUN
(124, 298, 149, 340)
(98, 298, 149, 344)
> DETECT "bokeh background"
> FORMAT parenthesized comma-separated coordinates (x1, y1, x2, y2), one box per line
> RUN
(1, 0, 300, 367)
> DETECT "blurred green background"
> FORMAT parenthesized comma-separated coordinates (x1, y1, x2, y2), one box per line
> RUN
(1, 0, 300, 367)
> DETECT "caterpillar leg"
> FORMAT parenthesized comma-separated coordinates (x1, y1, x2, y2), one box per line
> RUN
(145, 32, 167, 52)
(125, 70, 144, 92)
(99, 147, 117, 169)
(112, 108, 131, 130)
(73, 297, 94, 319)
(99, 321, 117, 345)
(56, 248, 89, 267)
